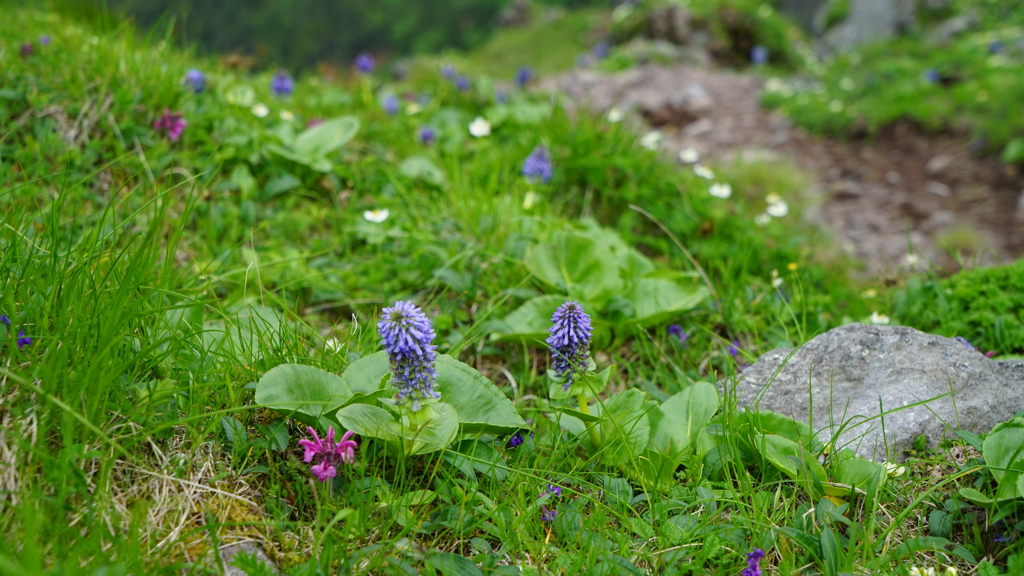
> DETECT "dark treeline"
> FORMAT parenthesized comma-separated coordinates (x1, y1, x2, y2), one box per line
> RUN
(47, 0, 604, 71)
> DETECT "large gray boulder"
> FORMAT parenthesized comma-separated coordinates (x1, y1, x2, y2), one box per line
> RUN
(729, 324, 1024, 462)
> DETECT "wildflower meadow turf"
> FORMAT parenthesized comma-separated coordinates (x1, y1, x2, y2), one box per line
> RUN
(2, 5, 1024, 576)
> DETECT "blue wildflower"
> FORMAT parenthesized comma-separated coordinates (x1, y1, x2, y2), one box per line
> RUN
(355, 53, 375, 74)
(456, 75, 471, 92)
(508, 432, 525, 448)
(546, 483, 562, 497)
(667, 324, 689, 345)
(271, 71, 294, 97)
(547, 301, 592, 390)
(377, 301, 440, 411)
(382, 95, 400, 115)
(522, 146, 553, 184)
(184, 68, 205, 94)
(751, 45, 768, 66)
(990, 40, 1004, 54)
(39, 35, 51, 46)
(923, 68, 940, 84)
(741, 548, 764, 576)
(441, 64, 456, 80)
(515, 66, 533, 88)
(16, 330, 30, 349)
(419, 126, 436, 145)
(592, 41, 609, 59)
(0, 314, 9, 326)
(540, 505, 557, 522)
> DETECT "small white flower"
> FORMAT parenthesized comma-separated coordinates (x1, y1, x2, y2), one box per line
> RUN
(709, 182, 732, 199)
(906, 253, 920, 267)
(766, 193, 782, 204)
(693, 164, 715, 179)
(754, 213, 771, 226)
(639, 131, 663, 151)
(679, 147, 700, 163)
(523, 191, 539, 210)
(251, 103, 269, 118)
(944, 567, 958, 576)
(606, 107, 624, 123)
(325, 337, 342, 353)
(468, 116, 491, 137)
(363, 208, 389, 223)
(771, 269, 783, 288)
(869, 311, 890, 325)
(767, 200, 789, 217)
(883, 461, 906, 477)
(279, 109, 295, 121)
(405, 103, 423, 115)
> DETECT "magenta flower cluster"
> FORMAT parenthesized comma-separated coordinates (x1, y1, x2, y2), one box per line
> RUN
(153, 110, 186, 142)
(377, 301, 441, 411)
(546, 301, 592, 390)
(297, 426, 358, 482)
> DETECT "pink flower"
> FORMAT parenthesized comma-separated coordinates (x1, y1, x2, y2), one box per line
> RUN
(297, 426, 358, 482)
(153, 110, 186, 142)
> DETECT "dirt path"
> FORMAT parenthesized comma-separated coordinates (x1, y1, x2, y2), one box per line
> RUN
(544, 65, 1024, 276)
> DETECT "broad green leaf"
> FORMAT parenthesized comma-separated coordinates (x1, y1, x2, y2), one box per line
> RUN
(756, 433, 827, 498)
(593, 389, 652, 466)
(221, 417, 248, 449)
(230, 164, 257, 200)
(982, 418, 1024, 499)
(398, 156, 446, 187)
(648, 382, 719, 459)
(636, 449, 679, 489)
(255, 364, 352, 425)
(525, 231, 623, 308)
(820, 526, 842, 576)
(294, 116, 360, 158)
(444, 440, 509, 481)
(261, 174, 301, 200)
(493, 294, 565, 342)
(426, 553, 484, 576)
(405, 402, 459, 455)
(434, 355, 525, 434)
(549, 412, 587, 438)
(623, 278, 709, 326)
(334, 403, 402, 443)
(743, 410, 824, 453)
(338, 351, 389, 395)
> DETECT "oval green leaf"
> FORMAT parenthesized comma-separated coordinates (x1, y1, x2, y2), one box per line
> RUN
(255, 364, 352, 425)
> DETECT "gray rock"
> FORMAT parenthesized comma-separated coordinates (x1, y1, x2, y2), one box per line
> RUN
(818, 0, 917, 52)
(925, 9, 980, 45)
(647, 5, 693, 45)
(728, 324, 1024, 462)
(220, 542, 280, 576)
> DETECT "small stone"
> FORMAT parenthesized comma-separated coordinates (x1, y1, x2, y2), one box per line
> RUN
(926, 181, 951, 197)
(221, 542, 280, 576)
(926, 154, 953, 174)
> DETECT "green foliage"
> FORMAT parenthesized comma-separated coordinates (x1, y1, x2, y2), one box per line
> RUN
(893, 259, 1024, 354)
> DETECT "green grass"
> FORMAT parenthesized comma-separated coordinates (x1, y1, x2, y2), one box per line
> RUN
(1, 4, 1023, 576)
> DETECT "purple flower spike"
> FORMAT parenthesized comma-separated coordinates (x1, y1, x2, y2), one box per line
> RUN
(540, 505, 557, 522)
(382, 95, 400, 115)
(515, 66, 533, 88)
(419, 126, 436, 145)
(378, 301, 440, 411)
(153, 110, 186, 142)
(271, 71, 294, 97)
(455, 75, 471, 92)
(355, 53, 375, 74)
(750, 45, 768, 66)
(184, 68, 205, 94)
(297, 426, 358, 482)
(741, 548, 764, 576)
(547, 301, 592, 390)
(522, 146, 553, 184)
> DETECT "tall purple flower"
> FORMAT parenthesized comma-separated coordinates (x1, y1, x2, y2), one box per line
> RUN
(184, 68, 205, 94)
(515, 66, 533, 88)
(547, 301, 592, 390)
(297, 426, 358, 482)
(153, 110, 186, 142)
(378, 301, 440, 411)
(522, 146, 553, 184)
(456, 75, 471, 92)
(741, 548, 764, 576)
(271, 71, 294, 97)
(751, 45, 768, 66)
(382, 95, 400, 115)
(355, 53, 375, 74)
(419, 126, 436, 145)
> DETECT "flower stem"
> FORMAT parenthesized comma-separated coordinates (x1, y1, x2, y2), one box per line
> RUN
(577, 393, 602, 449)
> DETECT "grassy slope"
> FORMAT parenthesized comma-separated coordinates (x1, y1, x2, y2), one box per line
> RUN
(0, 5, 1021, 576)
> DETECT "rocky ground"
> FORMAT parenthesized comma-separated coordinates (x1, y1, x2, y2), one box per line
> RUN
(543, 64, 1024, 277)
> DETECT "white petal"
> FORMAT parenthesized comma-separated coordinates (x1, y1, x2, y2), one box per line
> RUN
(363, 209, 389, 223)
(766, 200, 788, 217)
(678, 147, 700, 163)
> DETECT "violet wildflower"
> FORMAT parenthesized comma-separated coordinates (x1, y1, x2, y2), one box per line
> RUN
(592, 41, 609, 59)
(546, 483, 562, 497)
(271, 71, 294, 97)
(547, 301, 592, 390)
(16, 331, 30, 349)
(522, 146, 553, 184)
(382, 94, 400, 115)
(456, 75, 471, 91)
(667, 324, 689, 345)
(0, 314, 9, 326)
(540, 505, 557, 522)
(377, 301, 440, 411)
(923, 68, 940, 84)
(153, 110, 186, 142)
(741, 548, 764, 576)
(508, 432, 525, 448)
(355, 53, 375, 74)
(751, 45, 768, 66)
(419, 126, 436, 145)
(515, 66, 533, 88)
(20, 43, 34, 58)
(990, 40, 1004, 54)
(39, 35, 51, 46)
(297, 426, 358, 482)
(441, 64, 457, 80)
(184, 68, 205, 94)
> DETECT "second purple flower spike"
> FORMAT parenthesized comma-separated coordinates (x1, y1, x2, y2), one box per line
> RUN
(547, 301, 592, 390)
(377, 301, 441, 411)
